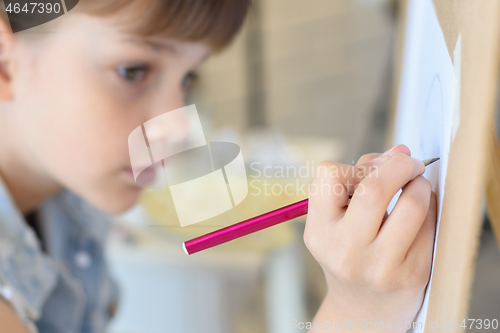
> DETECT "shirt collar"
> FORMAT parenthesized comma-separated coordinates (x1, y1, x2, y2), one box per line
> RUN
(0, 175, 58, 320)
(47, 190, 111, 246)
(0, 175, 111, 321)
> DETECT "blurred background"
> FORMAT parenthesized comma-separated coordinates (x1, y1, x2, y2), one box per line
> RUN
(105, 0, 500, 332)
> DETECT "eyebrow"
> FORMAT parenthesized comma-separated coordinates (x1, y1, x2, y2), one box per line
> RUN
(124, 37, 179, 54)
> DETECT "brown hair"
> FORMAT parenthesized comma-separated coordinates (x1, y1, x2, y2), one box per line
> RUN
(0, 0, 250, 50)
(76, 0, 251, 51)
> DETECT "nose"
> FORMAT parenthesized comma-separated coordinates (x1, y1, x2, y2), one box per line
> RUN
(142, 88, 190, 161)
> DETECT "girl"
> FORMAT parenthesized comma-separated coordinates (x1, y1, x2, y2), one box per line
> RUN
(0, 0, 436, 332)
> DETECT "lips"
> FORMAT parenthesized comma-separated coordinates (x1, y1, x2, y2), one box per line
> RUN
(137, 166, 156, 185)
(124, 163, 158, 187)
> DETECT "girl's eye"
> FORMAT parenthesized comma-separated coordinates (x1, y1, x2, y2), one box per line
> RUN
(182, 72, 198, 91)
(117, 65, 149, 83)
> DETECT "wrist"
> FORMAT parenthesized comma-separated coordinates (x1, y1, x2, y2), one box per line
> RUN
(312, 290, 413, 333)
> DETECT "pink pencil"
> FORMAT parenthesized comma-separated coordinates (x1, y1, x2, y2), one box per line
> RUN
(183, 198, 309, 255)
(182, 157, 440, 255)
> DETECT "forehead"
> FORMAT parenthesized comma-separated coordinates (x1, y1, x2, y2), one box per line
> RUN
(29, 13, 210, 57)
(120, 35, 211, 58)
(73, 0, 249, 51)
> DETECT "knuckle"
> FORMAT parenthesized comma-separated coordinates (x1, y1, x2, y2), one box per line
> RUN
(403, 178, 432, 218)
(333, 250, 358, 283)
(402, 261, 431, 292)
(303, 228, 312, 250)
(391, 153, 414, 171)
(303, 223, 319, 254)
(359, 178, 384, 205)
(414, 175, 432, 193)
(315, 160, 336, 180)
(312, 161, 345, 197)
(303, 221, 332, 260)
(369, 265, 395, 293)
(403, 193, 428, 219)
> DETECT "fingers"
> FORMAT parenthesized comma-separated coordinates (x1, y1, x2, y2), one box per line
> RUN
(406, 191, 437, 263)
(307, 144, 417, 235)
(392, 191, 437, 292)
(356, 153, 381, 167)
(390, 144, 412, 157)
(355, 145, 412, 167)
(307, 161, 365, 226)
(343, 152, 425, 244)
(374, 176, 432, 264)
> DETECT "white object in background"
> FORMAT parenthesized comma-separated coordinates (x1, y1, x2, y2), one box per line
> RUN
(264, 240, 308, 333)
(106, 245, 232, 333)
(106, 218, 306, 333)
(392, 0, 457, 330)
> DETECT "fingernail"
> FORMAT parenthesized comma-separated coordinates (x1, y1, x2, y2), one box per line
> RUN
(382, 146, 397, 157)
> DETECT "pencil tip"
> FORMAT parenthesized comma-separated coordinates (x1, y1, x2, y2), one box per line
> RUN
(183, 242, 189, 255)
(423, 157, 440, 166)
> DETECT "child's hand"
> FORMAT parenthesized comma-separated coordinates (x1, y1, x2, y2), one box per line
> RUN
(304, 145, 437, 332)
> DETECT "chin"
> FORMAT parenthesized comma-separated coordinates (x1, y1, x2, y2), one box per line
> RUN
(89, 187, 142, 215)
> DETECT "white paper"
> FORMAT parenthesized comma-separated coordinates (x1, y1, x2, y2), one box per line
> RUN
(391, 0, 457, 330)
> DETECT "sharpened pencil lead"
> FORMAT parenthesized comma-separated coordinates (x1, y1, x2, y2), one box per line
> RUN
(423, 157, 440, 166)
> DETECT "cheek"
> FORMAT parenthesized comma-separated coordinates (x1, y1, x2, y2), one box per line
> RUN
(15, 67, 144, 213)
(14, 51, 137, 185)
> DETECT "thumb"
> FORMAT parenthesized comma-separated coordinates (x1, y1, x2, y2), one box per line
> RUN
(357, 144, 412, 176)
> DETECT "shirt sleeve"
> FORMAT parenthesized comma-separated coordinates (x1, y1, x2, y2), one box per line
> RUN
(0, 279, 39, 333)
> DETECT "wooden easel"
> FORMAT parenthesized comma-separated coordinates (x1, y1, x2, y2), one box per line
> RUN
(390, 0, 500, 330)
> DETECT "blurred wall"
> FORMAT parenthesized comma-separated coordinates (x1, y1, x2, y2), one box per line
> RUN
(193, 0, 397, 164)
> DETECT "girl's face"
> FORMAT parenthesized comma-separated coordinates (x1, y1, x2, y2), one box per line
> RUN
(8, 13, 210, 213)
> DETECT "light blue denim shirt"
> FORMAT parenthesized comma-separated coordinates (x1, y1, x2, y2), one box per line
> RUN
(0, 176, 119, 333)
